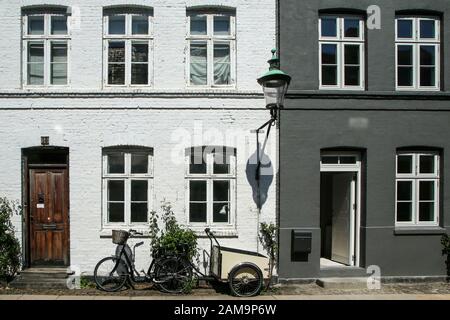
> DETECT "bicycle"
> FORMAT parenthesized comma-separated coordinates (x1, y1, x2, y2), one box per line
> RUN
(93, 229, 192, 293)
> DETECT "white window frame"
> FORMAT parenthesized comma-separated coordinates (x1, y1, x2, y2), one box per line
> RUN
(103, 13, 154, 87)
(186, 12, 236, 88)
(395, 152, 440, 227)
(185, 148, 237, 231)
(22, 12, 71, 88)
(102, 150, 154, 229)
(319, 15, 365, 90)
(395, 16, 440, 91)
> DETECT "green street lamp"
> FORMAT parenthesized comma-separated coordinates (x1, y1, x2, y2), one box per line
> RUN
(257, 48, 291, 118)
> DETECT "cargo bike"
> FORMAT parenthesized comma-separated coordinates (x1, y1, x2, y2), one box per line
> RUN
(93, 228, 270, 297)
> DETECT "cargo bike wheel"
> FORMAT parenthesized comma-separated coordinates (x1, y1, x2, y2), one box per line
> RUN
(154, 257, 194, 294)
(94, 257, 128, 292)
(228, 263, 264, 297)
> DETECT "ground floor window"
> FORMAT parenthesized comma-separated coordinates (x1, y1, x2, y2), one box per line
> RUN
(102, 148, 153, 227)
(186, 146, 236, 227)
(396, 151, 440, 226)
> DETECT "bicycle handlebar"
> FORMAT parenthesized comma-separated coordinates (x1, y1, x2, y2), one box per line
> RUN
(129, 229, 143, 236)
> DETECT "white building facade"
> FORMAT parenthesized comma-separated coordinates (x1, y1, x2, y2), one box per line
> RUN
(0, 0, 277, 273)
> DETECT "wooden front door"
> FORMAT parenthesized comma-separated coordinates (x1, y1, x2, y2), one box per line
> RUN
(29, 168, 69, 266)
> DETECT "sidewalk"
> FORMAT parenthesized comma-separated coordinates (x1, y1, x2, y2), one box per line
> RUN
(0, 293, 449, 300)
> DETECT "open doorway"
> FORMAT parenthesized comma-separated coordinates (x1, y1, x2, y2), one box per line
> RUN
(320, 153, 361, 268)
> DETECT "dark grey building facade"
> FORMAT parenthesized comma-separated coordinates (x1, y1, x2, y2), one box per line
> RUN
(278, 0, 450, 280)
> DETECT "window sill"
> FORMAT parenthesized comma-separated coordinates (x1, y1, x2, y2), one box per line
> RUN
(190, 228, 238, 238)
(99, 228, 150, 238)
(394, 226, 446, 235)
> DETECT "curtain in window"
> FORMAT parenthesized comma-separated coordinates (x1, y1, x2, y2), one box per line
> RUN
(214, 43, 230, 85)
(190, 43, 207, 85)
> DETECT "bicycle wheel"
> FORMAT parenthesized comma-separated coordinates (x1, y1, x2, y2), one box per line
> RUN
(228, 263, 263, 297)
(94, 257, 128, 292)
(154, 257, 193, 294)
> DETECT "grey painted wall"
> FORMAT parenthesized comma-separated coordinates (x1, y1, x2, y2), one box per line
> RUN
(278, 0, 450, 279)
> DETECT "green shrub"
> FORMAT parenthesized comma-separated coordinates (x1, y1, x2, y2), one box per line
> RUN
(442, 234, 450, 278)
(0, 198, 22, 282)
(149, 201, 198, 261)
(259, 222, 277, 290)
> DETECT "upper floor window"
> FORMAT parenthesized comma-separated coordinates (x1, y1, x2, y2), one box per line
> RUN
(103, 8, 153, 87)
(319, 15, 365, 90)
(396, 151, 440, 226)
(187, 10, 236, 87)
(22, 9, 70, 86)
(102, 147, 153, 227)
(395, 16, 440, 90)
(186, 147, 236, 228)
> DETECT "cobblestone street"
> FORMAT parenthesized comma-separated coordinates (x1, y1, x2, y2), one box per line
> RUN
(0, 281, 448, 299)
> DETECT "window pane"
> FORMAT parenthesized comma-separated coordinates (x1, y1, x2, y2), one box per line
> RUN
(51, 16, 67, 35)
(131, 154, 148, 174)
(344, 45, 360, 65)
(420, 155, 435, 174)
(28, 63, 44, 85)
(398, 45, 413, 65)
(321, 44, 337, 64)
(108, 153, 125, 173)
(398, 67, 413, 86)
(28, 42, 44, 63)
(214, 16, 230, 35)
(108, 203, 124, 222)
(419, 202, 435, 222)
(214, 43, 230, 85)
(189, 203, 207, 222)
(27, 42, 44, 85)
(108, 180, 124, 201)
(345, 66, 359, 86)
(340, 156, 356, 164)
(190, 181, 206, 201)
(51, 43, 68, 85)
(397, 181, 412, 201)
(213, 181, 229, 201)
(131, 180, 148, 201)
(189, 150, 207, 174)
(420, 46, 435, 66)
(109, 65, 125, 85)
(190, 15, 207, 35)
(322, 66, 337, 85)
(190, 43, 207, 85)
(321, 156, 339, 164)
(109, 15, 126, 34)
(132, 43, 149, 62)
(132, 15, 148, 35)
(213, 203, 229, 223)
(131, 203, 148, 222)
(420, 20, 436, 39)
(28, 16, 44, 35)
(420, 67, 435, 87)
(397, 19, 413, 38)
(213, 152, 231, 174)
(344, 19, 360, 38)
(131, 65, 148, 85)
(109, 41, 125, 63)
(397, 202, 412, 222)
(419, 181, 435, 201)
(397, 155, 413, 174)
(321, 18, 336, 37)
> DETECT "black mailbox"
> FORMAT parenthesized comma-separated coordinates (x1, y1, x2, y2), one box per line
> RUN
(291, 230, 312, 261)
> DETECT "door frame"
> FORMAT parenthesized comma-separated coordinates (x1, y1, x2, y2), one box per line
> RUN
(320, 151, 361, 267)
(22, 146, 70, 268)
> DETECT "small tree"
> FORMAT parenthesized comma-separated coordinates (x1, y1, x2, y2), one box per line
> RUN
(259, 222, 277, 290)
(0, 198, 22, 283)
(441, 234, 450, 280)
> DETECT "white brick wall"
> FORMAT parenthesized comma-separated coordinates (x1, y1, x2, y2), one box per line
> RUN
(0, 1, 277, 274)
